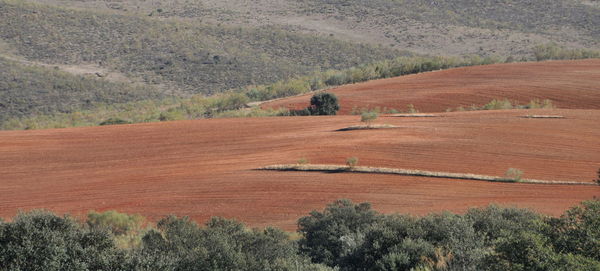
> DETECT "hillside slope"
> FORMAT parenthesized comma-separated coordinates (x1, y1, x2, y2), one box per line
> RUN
(0, 0, 400, 95)
(29, 0, 600, 57)
(1, 110, 598, 229)
(263, 59, 600, 114)
(0, 56, 161, 124)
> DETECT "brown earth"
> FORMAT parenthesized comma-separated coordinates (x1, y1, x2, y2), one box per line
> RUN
(262, 59, 600, 114)
(1, 109, 599, 229)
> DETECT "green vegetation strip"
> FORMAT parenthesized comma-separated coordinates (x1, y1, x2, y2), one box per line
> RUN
(261, 164, 595, 185)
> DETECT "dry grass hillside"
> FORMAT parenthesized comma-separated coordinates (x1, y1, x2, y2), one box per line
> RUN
(0, 0, 399, 94)
(30, 0, 600, 57)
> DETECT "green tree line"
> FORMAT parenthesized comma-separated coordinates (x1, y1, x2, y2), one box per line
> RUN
(1, 199, 599, 270)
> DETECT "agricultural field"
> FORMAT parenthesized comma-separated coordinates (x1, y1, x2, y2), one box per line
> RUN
(2, 59, 599, 229)
(263, 59, 600, 114)
(1, 0, 600, 269)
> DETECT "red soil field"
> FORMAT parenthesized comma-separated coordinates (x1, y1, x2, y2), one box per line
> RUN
(1, 109, 599, 230)
(262, 59, 600, 114)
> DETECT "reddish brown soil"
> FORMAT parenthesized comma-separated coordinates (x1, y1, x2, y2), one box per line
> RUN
(1, 109, 599, 229)
(262, 59, 600, 114)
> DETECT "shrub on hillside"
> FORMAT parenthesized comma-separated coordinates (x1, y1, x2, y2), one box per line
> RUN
(99, 118, 131, 126)
(534, 43, 600, 61)
(309, 92, 340, 115)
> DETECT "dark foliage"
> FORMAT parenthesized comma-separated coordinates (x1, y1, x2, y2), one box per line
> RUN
(99, 118, 132, 126)
(0, 210, 126, 271)
(1, 200, 599, 270)
(309, 92, 340, 115)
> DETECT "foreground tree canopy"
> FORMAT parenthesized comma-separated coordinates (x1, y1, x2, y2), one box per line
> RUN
(1, 199, 599, 270)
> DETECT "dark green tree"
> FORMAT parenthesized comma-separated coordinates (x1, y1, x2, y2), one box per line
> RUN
(298, 199, 380, 267)
(309, 92, 340, 115)
(0, 210, 125, 271)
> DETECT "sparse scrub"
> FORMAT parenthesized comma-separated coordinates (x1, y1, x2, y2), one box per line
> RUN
(0, 0, 399, 96)
(298, 158, 309, 165)
(406, 104, 420, 113)
(0, 56, 160, 124)
(448, 98, 558, 112)
(483, 99, 514, 110)
(360, 111, 378, 126)
(534, 43, 600, 61)
(346, 157, 359, 168)
(527, 99, 555, 109)
(505, 168, 524, 182)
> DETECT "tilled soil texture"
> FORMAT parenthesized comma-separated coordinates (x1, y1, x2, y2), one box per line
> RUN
(1, 109, 599, 230)
(262, 59, 600, 114)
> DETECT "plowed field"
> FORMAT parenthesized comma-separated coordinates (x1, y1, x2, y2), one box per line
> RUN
(1, 109, 599, 229)
(262, 59, 600, 114)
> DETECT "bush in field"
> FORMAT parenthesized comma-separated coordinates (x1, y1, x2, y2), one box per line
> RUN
(298, 158, 309, 165)
(309, 92, 340, 115)
(483, 99, 514, 110)
(594, 168, 600, 185)
(504, 168, 523, 182)
(346, 157, 359, 168)
(527, 99, 555, 109)
(360, 111, 378, 126)
(406, 104, 419, 113)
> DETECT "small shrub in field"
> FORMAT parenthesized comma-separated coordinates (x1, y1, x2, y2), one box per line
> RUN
(483, 99, 514, 110)
(407, 104, 419, 113)
(360, 111, 378, 126)
(346, 157, 358, 168)
(595, 168, 600, 185)
(541, 99, 555, 109)
(298, 158, 309, 165)
(528, 99, 555, 109)
(505, 168, 523, 182)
